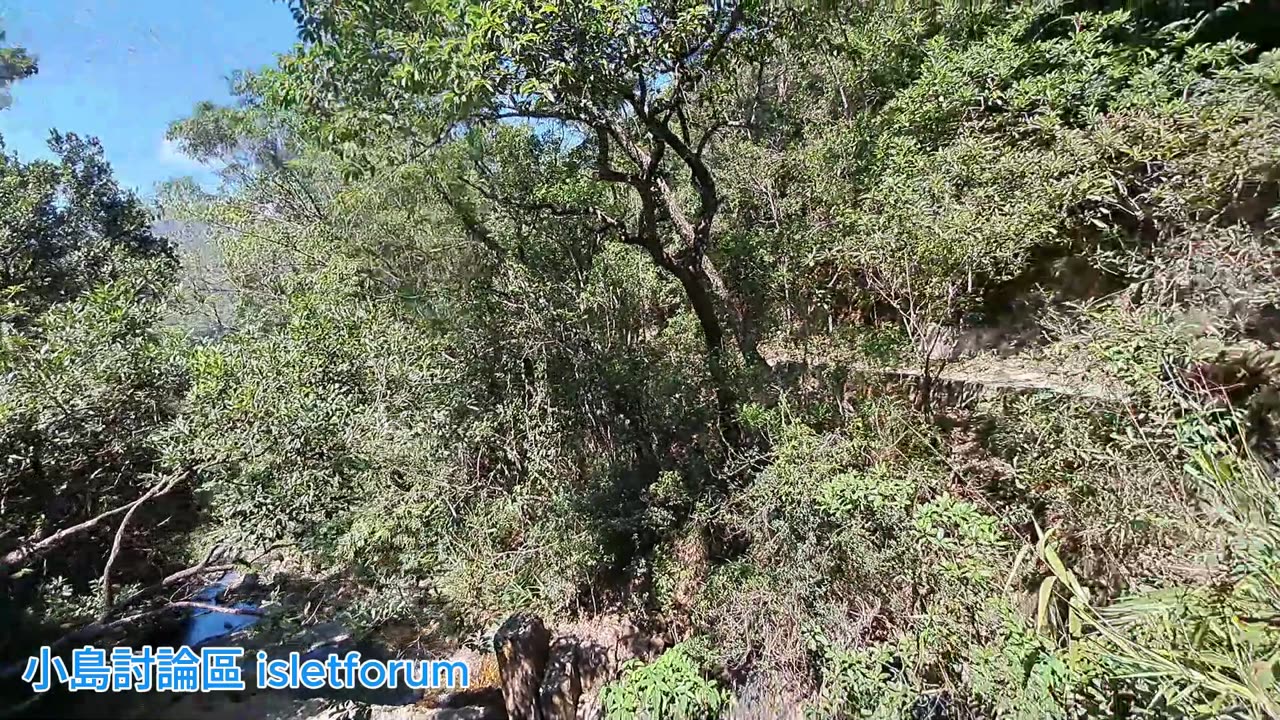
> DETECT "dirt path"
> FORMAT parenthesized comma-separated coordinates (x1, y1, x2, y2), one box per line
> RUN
(765, 345, 1127, 402)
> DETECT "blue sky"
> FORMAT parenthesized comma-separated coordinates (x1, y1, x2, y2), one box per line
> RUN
(0, 0, 298, 195)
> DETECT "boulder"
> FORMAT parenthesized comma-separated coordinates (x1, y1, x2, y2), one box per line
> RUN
(493, 613, 551, 720)
(539, 637, 581, 720)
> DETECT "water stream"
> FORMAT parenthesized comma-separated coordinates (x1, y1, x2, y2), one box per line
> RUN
(179, 571, 260, 647)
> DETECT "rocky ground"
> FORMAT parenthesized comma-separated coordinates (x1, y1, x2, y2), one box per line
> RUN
(41, 608, 665, 720)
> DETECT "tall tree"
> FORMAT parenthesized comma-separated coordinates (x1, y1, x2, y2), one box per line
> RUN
(267, 0, 789, 438)
(0, 121, 191, 673)
(0, 133, 176, 320)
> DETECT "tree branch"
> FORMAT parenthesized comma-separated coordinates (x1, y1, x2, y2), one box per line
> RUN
(701, 3, 747, 73)
(429, 177, 509, 262)
(595, 126, 638, 186)
(100, 473, 182, 610)
(1, 474, 185, 575)
(104, 546, 229, 621)
(633, 104, 720, 255)
(169, 601, 263, 616)
(660, 1, 749, 106)
(695, 119, 749, 157)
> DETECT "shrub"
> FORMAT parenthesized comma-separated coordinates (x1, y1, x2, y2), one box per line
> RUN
(601, 640, 731, 720)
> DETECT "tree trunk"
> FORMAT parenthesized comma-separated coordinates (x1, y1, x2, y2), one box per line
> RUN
(701, 254, 766, 370)
(668, 262, 742, 447)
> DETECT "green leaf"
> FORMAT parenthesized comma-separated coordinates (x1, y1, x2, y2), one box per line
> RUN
(1037, 575, 1058, 632)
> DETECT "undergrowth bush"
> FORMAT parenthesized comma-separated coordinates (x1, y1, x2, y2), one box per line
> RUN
(601, 640, 730, 720)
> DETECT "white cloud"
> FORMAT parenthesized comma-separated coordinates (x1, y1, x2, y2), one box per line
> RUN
(158, 137, 209, 171)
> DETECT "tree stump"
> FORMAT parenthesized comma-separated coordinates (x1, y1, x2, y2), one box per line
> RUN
(494, 613, 551, 720)
(539, 636, 581, 720)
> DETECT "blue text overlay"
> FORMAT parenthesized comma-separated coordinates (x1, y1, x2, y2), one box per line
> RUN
(22, 646, 470, 693)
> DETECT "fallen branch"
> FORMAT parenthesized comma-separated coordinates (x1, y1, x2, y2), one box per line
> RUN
(103, 545, 234, 621)
(168, 601, 263, 616)
(0, 479, 179, 574)
(103, 541, 301, 622)
(100, 473, 183, 609)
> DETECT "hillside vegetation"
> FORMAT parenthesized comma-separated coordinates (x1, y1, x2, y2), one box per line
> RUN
(4, 1, 1280, 717)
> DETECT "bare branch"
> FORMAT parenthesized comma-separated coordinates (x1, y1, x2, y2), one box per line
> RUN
(695, 119, 749, 157)
(104, 546, 228, 620)
(1, 474, 185, 574)
(101, 473, 182, 610)
(168, 601, 263, 616)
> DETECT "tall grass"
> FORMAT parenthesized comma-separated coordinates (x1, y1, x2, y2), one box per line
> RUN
(1039, 413, 1280, 718)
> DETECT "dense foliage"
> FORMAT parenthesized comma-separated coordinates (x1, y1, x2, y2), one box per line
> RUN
(5, 1, 1280, 717)
(0, 130, 188, 671)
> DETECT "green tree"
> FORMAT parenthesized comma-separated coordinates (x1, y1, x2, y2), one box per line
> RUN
(0, 132, 200, 680)
(0, 132, 176, 321)
(162, 84, 722, 621)
(0, 28, 36, 110)
(266, 0, 805, 439)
